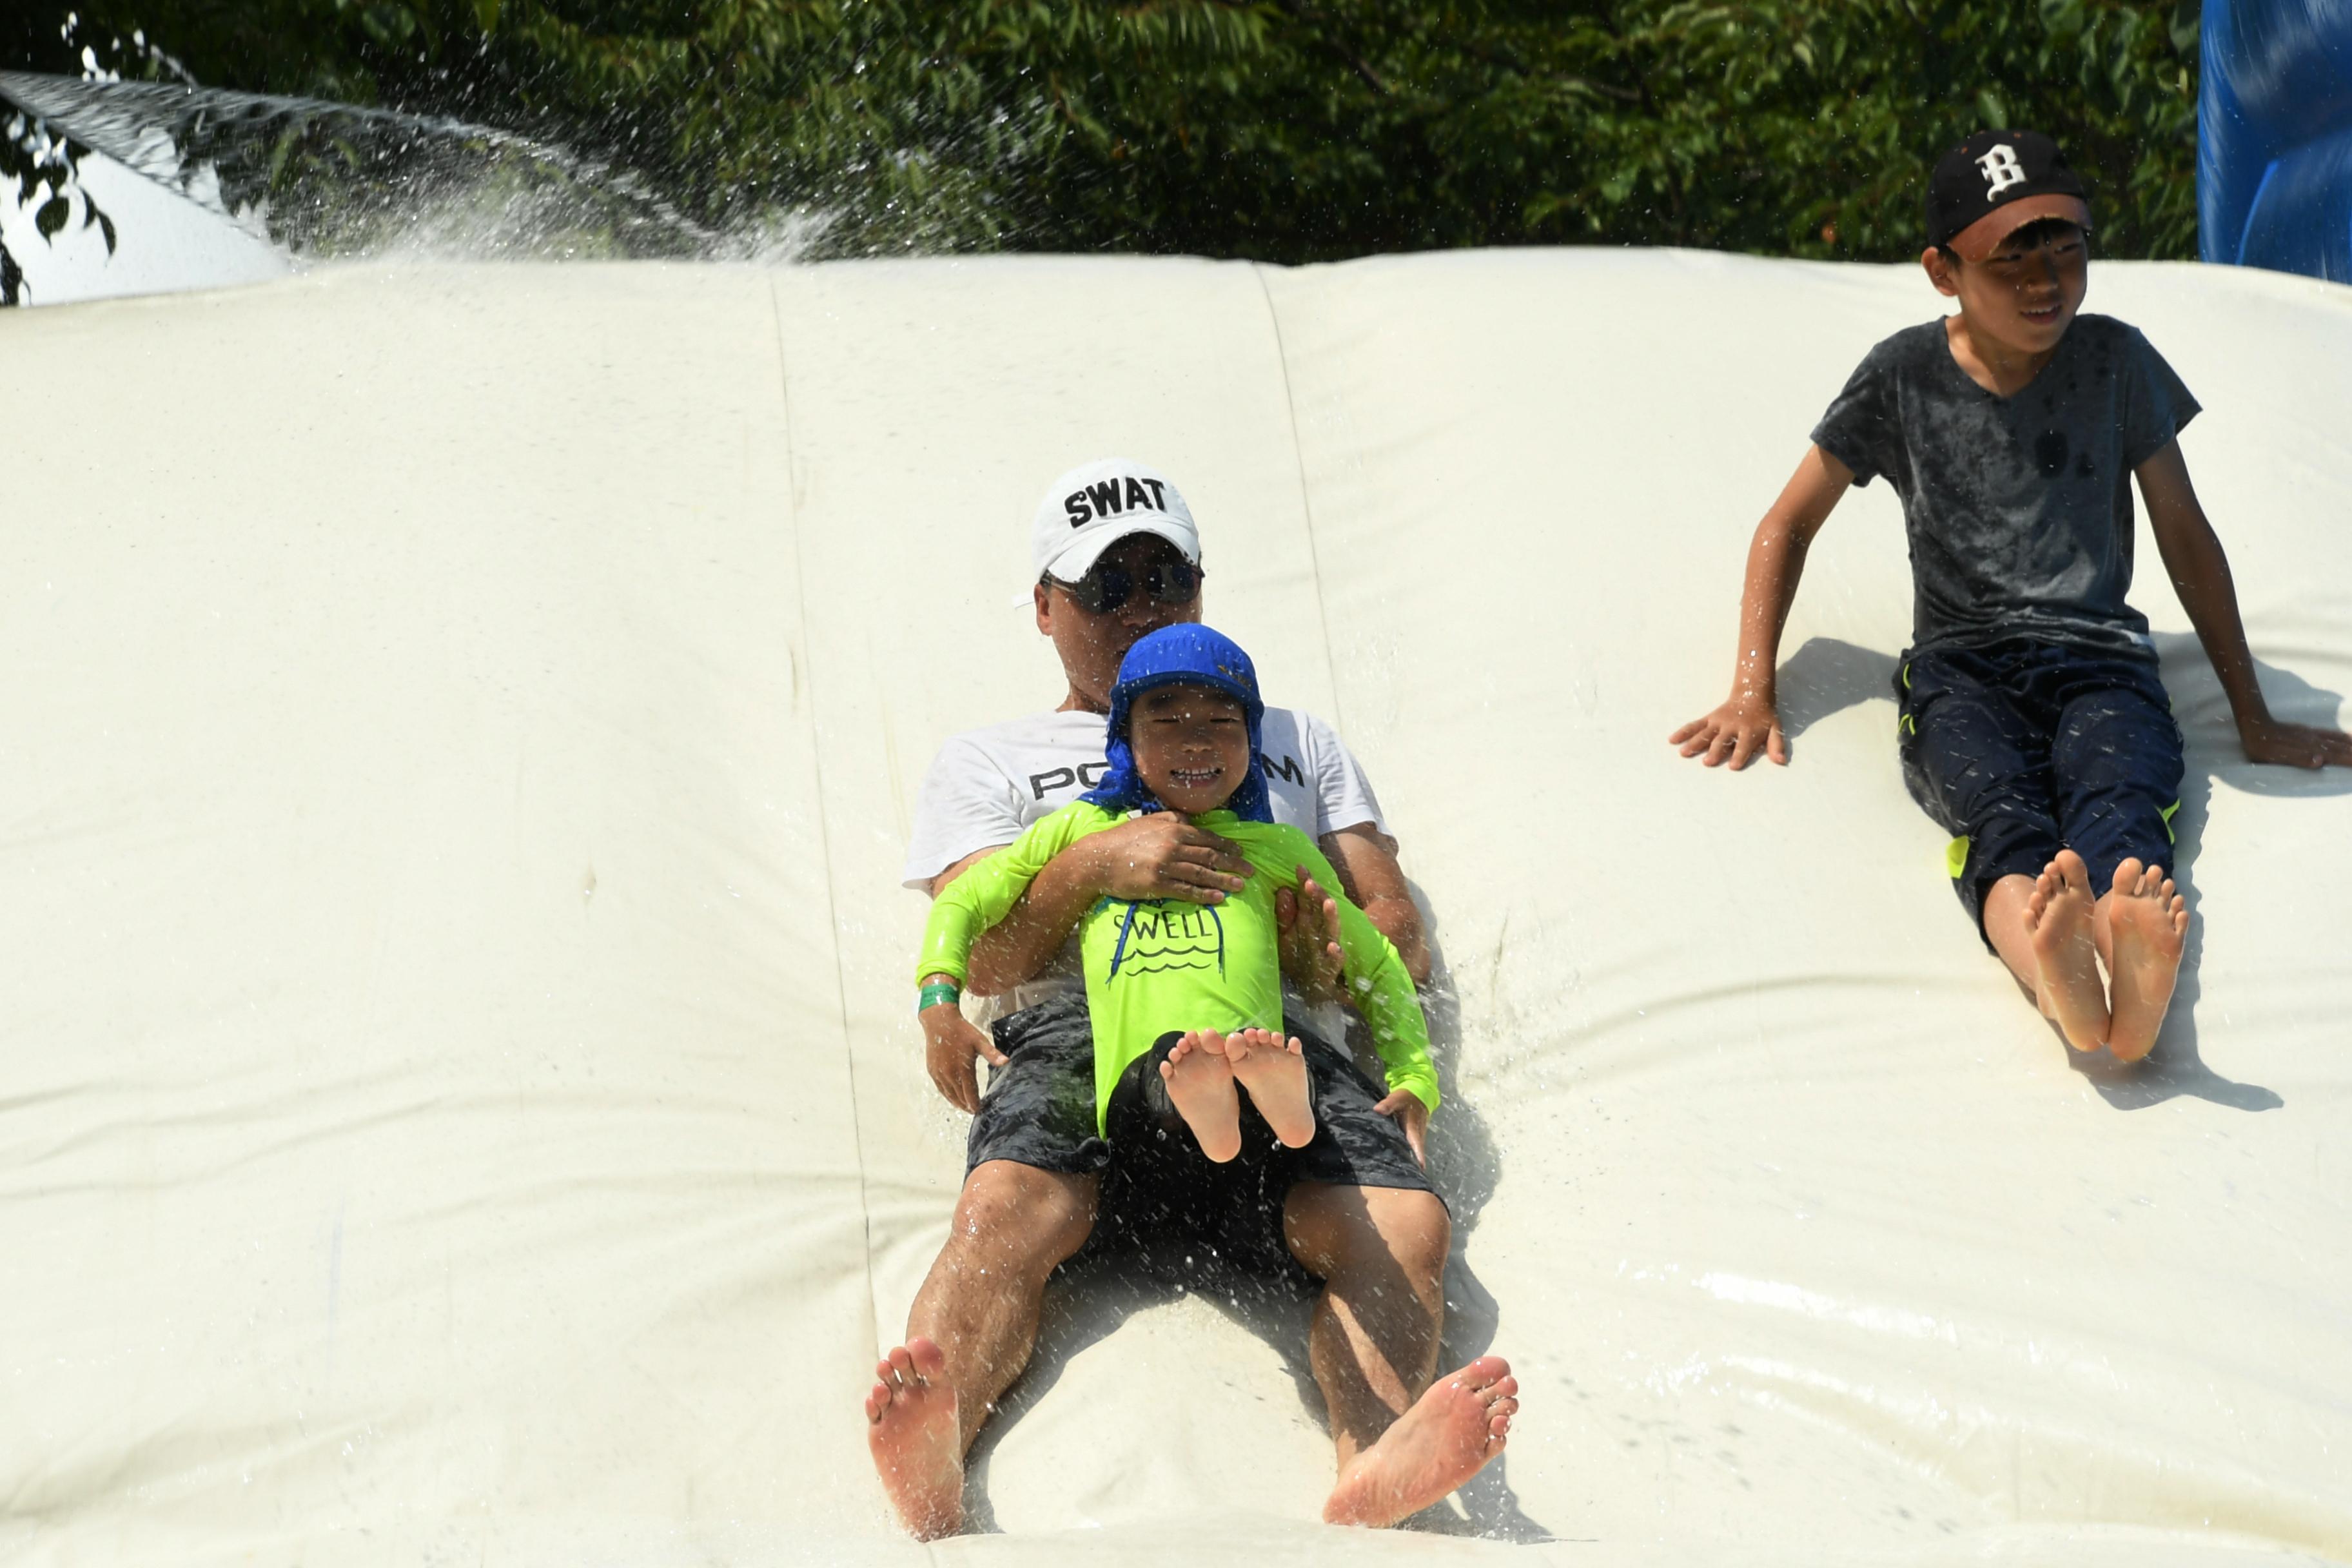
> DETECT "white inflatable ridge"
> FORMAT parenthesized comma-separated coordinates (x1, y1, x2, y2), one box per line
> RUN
(3, 251, 2349, 1565)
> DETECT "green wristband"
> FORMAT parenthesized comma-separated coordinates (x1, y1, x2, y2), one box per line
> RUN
(917, 981, 961, 1013)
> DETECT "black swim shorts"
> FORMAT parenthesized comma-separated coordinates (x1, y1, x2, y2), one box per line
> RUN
(1896, 638, 2184, 943)
(966, 990, 1438, 1278)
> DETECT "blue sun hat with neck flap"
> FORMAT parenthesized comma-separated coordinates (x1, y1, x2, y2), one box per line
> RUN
(1081, 623, 1271, 822)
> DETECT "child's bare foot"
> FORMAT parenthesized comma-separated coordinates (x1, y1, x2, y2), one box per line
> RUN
(1322, 1356, 1518, 1528)
(1161, 1030, 1241, 1162)
(2104, 859, 2187, 1064)
(1226, 1027, 1315, 1148)
(865, 1337, 963, 1539)
(2026, 849, 2109, 1052)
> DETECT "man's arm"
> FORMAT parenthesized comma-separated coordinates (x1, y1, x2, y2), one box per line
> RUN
(1318, 823, 1429, 986)
(936, 814, 1258, 995)
(2139, 440, 2352, 769)
(1669, 444, 1853, 769)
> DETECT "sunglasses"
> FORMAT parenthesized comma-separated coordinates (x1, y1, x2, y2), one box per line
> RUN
(1045, 556, 1202, 614)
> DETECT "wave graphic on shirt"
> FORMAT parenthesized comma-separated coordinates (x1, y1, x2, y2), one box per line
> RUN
(1118, 954, 1224, 976)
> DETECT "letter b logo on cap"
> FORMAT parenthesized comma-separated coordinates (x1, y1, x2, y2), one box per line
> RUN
(1976, 143, 2026, 196)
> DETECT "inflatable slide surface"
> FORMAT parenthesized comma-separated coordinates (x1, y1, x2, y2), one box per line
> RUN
(4, 253, 2349, 1564)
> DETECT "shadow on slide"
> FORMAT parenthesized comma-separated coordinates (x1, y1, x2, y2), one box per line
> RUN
(1774, 634, 2349, 1114)
(1772, 634, 1902, 747)
(964, 955, 1554, 1542)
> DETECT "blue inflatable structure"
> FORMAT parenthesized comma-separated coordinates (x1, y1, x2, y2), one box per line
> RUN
(2200, 0, 2352, 279)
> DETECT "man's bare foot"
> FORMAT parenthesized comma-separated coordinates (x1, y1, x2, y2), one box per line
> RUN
(1322, 1356, 1518, 1529)
(2026, 849, 2109, 1052)
(1227, 1027, 1315, 1148)
(2104, 859, 2187, 1064)
(1162, 1030, 1241, 1162)
(865, 1337, 963, 1539)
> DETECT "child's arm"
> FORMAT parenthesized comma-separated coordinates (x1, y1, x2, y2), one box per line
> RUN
(914, 804, 1107, 1112)
(1269, 832, 1440, 1164)
(1670, 444, 1855, 769)
(2139, 440, 2352, 769)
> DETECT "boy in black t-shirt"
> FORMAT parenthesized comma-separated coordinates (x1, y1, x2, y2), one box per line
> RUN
(1671, 130, 2352, 1062)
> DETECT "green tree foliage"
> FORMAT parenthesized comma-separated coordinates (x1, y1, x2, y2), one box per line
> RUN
(6, 0, 2202, 267)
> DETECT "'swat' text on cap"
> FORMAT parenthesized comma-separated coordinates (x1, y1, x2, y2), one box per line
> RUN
(1031, 457, 1201, 585)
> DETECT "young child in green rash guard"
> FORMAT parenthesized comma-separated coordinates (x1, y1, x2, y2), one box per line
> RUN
(1671, 129, 2352, 1063)
(914, 623, 1438, 1163)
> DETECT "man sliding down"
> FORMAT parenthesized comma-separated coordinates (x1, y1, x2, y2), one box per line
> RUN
(867, 458, 1517, 1536)
(917, 622, 1440, 1188)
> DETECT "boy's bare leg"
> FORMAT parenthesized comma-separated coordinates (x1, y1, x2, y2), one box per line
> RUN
(1226, 1027, 1316, 1148)
(1284, 1182, 1518, 1527)
(2098, 858, 2188, 1063)
(1161, 1030, 1242, 1161)
(1986, 850, 2109, 1050)
(868, 1160, 1096, 1538)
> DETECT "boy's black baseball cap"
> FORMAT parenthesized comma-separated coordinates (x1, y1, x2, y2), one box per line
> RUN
(1926, 130, 2093, 261)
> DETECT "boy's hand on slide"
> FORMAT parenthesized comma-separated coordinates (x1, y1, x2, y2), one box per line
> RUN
(1374, 1090, 1430, 1168)
(1276, 867, 1346, 1009)
(1670, 695, 1787, 769)
(2237, 714, 2352, 770)
(1083, 813, 1255, 903)
(922, 1004, 1008, 1114)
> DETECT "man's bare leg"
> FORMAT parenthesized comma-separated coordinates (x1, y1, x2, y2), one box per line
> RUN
(1283, 1182, 1518, 1527)
(864, 1338, 958, 1537)
(2099, 858, 2188, 1063)
(867, 1159, 1096, 1538)
(1324, 1355, 1518, 1527)
(1985, 850, 2108, 1050)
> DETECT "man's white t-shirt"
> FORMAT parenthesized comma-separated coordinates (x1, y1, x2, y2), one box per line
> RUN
(902, 705, 1391, 1017)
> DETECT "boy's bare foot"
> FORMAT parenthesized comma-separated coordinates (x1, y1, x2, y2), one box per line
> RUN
(1162, 1030, 1242, 1162)
(2026, 849, 2109, 1052)
(2104, 859, 2187, 1064)
(865, 1337, 963, 1539)
(1226, 1027, 1316, 1148)
(1323, 1356, 1518, 1528)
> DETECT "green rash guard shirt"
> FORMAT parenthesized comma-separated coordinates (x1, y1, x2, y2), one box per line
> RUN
(918, 801, 1440, 1135)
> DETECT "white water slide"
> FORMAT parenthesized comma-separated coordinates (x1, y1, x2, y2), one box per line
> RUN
(5, 253, 2349, 1565)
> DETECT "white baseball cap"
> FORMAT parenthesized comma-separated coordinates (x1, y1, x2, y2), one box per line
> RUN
(1031, 457, 1201, 583)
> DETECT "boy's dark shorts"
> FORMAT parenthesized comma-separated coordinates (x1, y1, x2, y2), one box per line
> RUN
(1896, 638, 2184, 946)
(966, 991, 1439, 1281)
